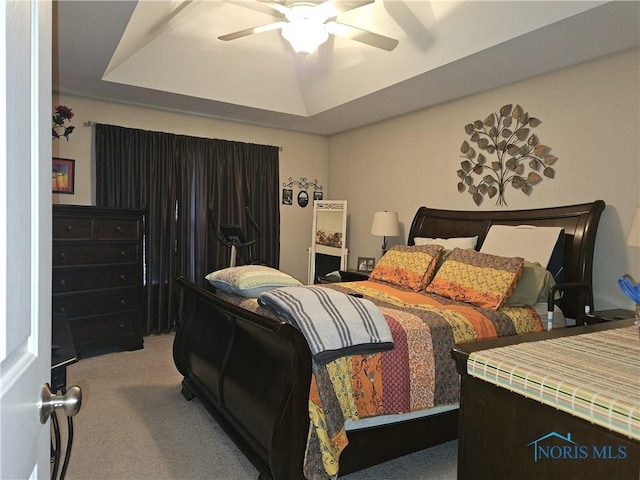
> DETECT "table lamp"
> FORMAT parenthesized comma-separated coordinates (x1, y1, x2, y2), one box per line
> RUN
(371, 211, 400, 256)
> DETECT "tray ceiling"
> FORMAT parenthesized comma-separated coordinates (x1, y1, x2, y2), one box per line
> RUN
(53, 1, 640, 135)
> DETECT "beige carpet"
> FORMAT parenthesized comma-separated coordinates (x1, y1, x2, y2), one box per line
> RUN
(65, 333, 457, 479)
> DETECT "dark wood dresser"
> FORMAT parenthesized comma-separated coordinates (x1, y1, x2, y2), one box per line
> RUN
(52, 205, 145, 355)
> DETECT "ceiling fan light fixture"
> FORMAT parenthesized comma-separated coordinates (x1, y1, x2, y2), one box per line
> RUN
(218, 0, 398, 53)
(281, 20, 329, 56)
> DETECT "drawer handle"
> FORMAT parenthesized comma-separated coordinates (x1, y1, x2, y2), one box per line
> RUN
(65, 225, 72, 232)
(59, 252, 67, 260)
(58, 307, 66, 314)
(115, 226, 121, 233)
(120, 250, 127, 259)
(119, 323, 125, 330)
(120, 299, 127, 306)
(59, 279, 66, 287)
(120, 274, 126, 282)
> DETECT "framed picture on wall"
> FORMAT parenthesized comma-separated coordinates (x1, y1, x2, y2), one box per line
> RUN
(313, 191, 323, 201)
(282, 188, 293, 205)
(297, 190, 309, 208)
(52, 157, 75, 194)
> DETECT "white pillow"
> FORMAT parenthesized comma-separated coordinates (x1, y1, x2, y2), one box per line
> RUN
(479, 225, 563, 272)
(414, 236, 478, 250)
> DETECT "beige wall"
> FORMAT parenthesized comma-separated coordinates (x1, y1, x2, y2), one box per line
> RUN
(329, 47, 640, 312)
(53, 48, 639, 311)
(51, 95, 329, 283)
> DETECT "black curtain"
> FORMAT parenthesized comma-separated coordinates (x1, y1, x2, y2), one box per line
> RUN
(95, 124, 279, 334)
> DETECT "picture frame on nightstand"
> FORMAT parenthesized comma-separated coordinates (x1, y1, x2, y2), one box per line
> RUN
(357, 256, 375, 272)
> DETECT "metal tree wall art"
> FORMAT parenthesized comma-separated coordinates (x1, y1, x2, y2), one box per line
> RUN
(457, 104, 558, 206)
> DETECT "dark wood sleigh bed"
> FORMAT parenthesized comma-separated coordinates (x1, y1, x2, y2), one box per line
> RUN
(172, 200, 605, 480)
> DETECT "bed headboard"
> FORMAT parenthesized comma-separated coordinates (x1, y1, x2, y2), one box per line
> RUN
(407, 201, 606, 319)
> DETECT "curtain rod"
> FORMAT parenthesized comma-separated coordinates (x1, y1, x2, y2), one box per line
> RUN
(84, 120, 283, 152)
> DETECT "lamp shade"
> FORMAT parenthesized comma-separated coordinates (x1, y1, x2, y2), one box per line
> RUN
(627, 206, 640, 248)
(371, 211, 400, 237)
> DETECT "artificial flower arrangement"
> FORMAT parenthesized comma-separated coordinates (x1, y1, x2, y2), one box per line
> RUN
(52, 105, 75, 141)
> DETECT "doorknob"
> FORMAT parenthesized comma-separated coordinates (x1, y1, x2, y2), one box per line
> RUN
(39, 383, 82, 424)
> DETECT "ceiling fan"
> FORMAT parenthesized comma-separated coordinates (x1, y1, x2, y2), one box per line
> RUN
(218, 0, 399, 55)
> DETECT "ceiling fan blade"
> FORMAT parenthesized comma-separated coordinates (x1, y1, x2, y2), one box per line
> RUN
(316, 0, 374, 18)
(224, 0, 286, 19)
(218, 22, 287, 41)
(106, 1, 203, 77)
(148, 1, 201, 36)
(328, 22, 399, 51)
(256, 0, 290, 16)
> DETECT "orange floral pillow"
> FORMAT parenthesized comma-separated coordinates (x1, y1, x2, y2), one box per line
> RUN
(425, 248, 525, 309)
(369, 244, 444, 291)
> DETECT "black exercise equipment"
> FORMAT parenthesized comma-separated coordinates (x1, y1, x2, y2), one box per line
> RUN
(210, 207, 268, 267)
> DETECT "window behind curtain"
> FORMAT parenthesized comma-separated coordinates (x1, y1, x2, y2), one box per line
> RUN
(95, 124, 279, 334)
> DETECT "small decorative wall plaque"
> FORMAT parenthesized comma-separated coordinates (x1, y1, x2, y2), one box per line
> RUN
(456, 104, 558, 206)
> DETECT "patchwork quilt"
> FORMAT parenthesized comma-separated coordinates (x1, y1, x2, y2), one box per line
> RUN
(304, 280, 542, 479)
(217, 279, 543, 479)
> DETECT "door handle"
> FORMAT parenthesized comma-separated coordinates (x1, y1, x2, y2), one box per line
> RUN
(39, 383, 82, 424)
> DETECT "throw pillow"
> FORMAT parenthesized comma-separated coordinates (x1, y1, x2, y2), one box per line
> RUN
(425, 248, 524, 309)
(369, 244, 444, 291)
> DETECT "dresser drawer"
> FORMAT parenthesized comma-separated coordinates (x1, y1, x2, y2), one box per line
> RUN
(53, 291, 138, 318)
(52, 264, 139, 293)
(68, 312, 140, 347)
(53, 217, 92, 240)
(96, 218, 140, 240)
(53, 243, 138, 266)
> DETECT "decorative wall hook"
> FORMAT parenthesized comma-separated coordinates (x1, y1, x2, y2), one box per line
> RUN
(283, 176, 323, 192)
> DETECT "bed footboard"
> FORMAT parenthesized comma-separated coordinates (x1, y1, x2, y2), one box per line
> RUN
(173, 277, 312, 480)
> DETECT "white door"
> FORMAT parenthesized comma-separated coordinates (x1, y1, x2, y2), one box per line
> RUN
(0, 1, 52, 478)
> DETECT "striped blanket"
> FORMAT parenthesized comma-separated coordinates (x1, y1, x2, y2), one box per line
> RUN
(258, 286, 393, 364)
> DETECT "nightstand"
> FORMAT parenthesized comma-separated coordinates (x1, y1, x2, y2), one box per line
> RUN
(317, 274, 341, 284)
(339, 270, 370, 282)
(583, 308, 636, 325)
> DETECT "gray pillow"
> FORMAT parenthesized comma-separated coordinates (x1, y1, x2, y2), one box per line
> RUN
(505, 261, 556, 307)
